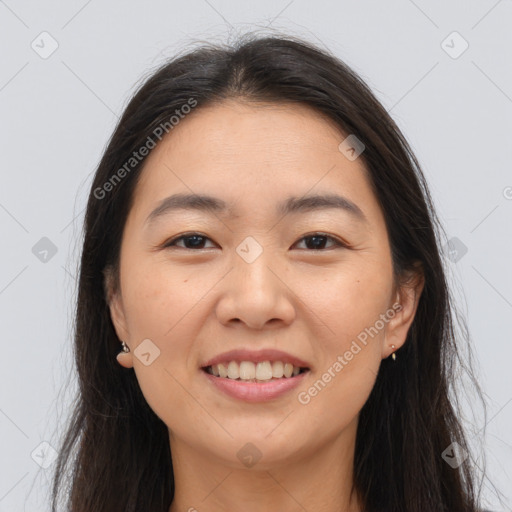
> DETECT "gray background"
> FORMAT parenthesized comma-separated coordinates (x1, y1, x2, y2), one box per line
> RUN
(0, 0, 511, 510)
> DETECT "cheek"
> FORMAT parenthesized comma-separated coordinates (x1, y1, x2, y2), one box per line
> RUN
(121, 257, 200, 339)
(297, 256, 394, 344)
(120, 260, 207, 416)
(291, 256, 392, 414)
(122, 264, 206, 428)
(305, 261, 392, 413)
(294, 266, 390, 427)
(296, 351, 380, 441)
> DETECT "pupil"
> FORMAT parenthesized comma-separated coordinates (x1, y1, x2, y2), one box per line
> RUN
(308, 236, 326, 250)
(186, 235, 204, 248)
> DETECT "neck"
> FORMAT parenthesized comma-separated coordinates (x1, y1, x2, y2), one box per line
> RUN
(168, 417, 362, 512)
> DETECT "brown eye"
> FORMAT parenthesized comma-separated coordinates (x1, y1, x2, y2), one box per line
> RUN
(293, 233, 346, 251)
(163, 233, 216, 250)
(163, 232, 346, 251)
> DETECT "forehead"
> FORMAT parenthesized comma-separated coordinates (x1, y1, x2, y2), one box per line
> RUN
(163, 100, 346, 155)
(129, 100, 378, 225)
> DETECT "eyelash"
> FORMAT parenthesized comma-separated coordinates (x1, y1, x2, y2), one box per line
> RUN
(162, 232, 348, 251)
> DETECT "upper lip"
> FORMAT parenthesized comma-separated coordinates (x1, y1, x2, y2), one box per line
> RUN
(201, 349, 311, 370)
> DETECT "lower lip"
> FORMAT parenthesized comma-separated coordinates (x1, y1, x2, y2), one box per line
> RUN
(201, 369, 309, 403)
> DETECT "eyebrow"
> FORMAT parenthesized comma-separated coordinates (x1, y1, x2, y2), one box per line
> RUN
(144, 192, 368, 227)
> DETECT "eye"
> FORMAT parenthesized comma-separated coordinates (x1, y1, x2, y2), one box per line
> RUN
(163, 233, 216, 250)
(292, 233, 346, 251)
(162, 232, 347, 251)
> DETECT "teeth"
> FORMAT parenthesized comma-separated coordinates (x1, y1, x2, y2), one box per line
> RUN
(218, 363, 228, 378)
(227, 361, 239, 379)
(272, 361, 283, 378)
(239, 361, 256, 379)
(255, 361, 273, 381)
(207, 360, 305, 381)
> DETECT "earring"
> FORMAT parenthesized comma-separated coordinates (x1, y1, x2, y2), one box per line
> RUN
(390, 345, 396, 361)
(121, 341, 130, 353)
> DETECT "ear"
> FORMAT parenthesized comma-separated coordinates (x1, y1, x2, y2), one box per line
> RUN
(103, 265, 133, 369)
(382, 262, 425, 359)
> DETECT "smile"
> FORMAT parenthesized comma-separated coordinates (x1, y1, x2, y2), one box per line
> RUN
(201, 361, 310, 402)
(203, 360, 309, 381)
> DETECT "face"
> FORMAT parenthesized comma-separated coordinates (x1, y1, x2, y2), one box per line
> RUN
(107, 100, 422, 470)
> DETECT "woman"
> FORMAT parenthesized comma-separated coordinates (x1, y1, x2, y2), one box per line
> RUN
(51, 33, 490, 511)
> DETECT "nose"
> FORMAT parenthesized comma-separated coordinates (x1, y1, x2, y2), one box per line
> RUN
(215, 248, 296, 330)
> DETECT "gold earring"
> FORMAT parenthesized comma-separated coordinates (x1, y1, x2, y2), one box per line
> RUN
(390, 345, 396, 361)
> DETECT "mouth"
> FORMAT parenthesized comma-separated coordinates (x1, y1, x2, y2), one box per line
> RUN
(201, 361, 310, 382)
(200, 349, 312, 401)
(201, 360, 310, 402)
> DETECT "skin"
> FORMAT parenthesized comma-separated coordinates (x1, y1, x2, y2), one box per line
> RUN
(106, 100, 424, 512)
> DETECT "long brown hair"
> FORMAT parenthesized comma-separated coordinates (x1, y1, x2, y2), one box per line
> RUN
(51, 32, 488, 511)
